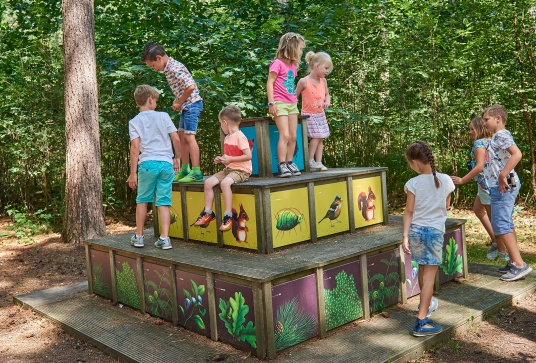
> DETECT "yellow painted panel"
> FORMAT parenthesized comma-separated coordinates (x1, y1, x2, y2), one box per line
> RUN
(169, 191, 183, 239)
(315, 182, 350, 237)
(221, 194, 258, 250)
(271, 188, 310, 248)
(353, 176, 384, 229)
(186, 191, 218, 244)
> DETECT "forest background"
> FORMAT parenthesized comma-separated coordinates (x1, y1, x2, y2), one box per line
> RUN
(1, 0, 535, 236)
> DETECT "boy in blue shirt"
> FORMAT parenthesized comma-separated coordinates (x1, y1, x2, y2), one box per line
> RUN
(127, 85, 181, 250)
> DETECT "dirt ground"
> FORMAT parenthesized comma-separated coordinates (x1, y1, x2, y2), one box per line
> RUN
(0, 209, 535, 363)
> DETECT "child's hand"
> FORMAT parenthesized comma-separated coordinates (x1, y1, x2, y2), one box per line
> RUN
(214, 156, 223, 164)
(127, 174, 137, 190)
(323, 101, 331, 108)
(172, 100, 182, 111)
(268, 103, 278, 117)
(220, 154, 231, 166)
(498, 174, 509, 193)
(402, 237, 411, 254)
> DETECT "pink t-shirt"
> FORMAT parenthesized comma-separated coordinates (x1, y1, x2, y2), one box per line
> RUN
(269, 59, 298, 103)
(223, 130, 252, 174)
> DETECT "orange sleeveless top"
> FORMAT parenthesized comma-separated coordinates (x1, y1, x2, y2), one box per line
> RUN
(301, 76, 326, 114)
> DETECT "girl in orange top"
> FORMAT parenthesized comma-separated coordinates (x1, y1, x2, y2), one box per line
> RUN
(295, 51, 333, 171)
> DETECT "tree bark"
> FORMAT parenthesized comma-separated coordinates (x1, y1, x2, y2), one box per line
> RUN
(62, 0, 106, 243)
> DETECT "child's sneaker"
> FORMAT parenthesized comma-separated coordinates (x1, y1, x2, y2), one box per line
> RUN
(316, 162, 328, 171)
(287, 162, 301, 176)
(486, 243, 498, 259)
(278, 163, 292, 178)
(131, 234, 144, 248)
(498, 261, 513, 273)
(193, 210, 216, 227)
(220, 215, 233, 231)
(498, 251, 510, 262)
(178, 170, 204, 183)
(412, 317, 442, 337)
(173, 168, 190, 182)
(309, 159, 320, 171)
(154, 237, 172, 250)
(500, 262, 532, 281)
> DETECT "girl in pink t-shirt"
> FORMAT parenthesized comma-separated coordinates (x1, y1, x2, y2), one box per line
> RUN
(295, 51, 333, 172)
(267, 32, 305, 177)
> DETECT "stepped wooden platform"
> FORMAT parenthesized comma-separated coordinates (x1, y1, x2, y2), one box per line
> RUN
(81, 216, 467, 359)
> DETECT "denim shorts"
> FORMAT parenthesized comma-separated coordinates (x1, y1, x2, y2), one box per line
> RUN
(179, 100, 203, 134)
(136, 160, 174, 206)
(476, 185, 491, 205)
(489, 184, 520, 235)
(408, 224, 444, 265)
(275, 101, 299, 116)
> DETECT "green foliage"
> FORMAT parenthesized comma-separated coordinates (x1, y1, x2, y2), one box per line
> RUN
(180, 279, 207, 330)
(274, 296, 318, 351)
(116, 262, 140, 309)
(4, 204, 53, 243)
(440, 237, 464, 276)
(218, 292, 256, 348)
(324, 271, 363, 330)
(145, 269, 173, 319)
(369, 257, 401, 312)
(92, 264, 112, 298)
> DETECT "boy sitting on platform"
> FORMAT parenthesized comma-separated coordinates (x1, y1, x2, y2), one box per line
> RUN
(127, 85, 181, 250)
(194, 105, 252, 231)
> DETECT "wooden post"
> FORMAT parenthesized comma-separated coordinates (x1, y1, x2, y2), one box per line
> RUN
(85, 245, 94, 294)
(109, 250, 117, 305)
(360, 254, 370, 320)
(347, 176, 356, 232)
(206, 271, 218, 342)
(316, 267, 327, 338)
(308, 181, 317, 243)
(252, 281, 267, 358)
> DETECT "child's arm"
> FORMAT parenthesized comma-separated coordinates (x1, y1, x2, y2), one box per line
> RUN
(451, 147, 485, 185)
(169, 131, 181, 172)
(267, 72, 278, 117)
(127, 138, 140, 189)
(294, 77, 306, 96)
(220, 147, 252, 166)
(499, 144, 522, 192)
(323, 79, 331, 108)
(402, 191, 415, 254)
(172, 85, 196, 111)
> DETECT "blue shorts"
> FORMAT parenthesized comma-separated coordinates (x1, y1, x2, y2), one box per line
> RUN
(489, 184, 520, 235)
(408, 225, 444, 265)
(136, 160, 174, 206)
(179, 100, 203, 134)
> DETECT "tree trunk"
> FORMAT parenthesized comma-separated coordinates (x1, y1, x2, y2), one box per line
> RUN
(62, 0, 105, 243)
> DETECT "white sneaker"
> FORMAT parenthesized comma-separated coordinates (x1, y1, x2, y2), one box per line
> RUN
(309, 159, 320, 171)
(131, 234, 144, 248)
(154, 237, 172, 250)
(317, 162, 328, 171)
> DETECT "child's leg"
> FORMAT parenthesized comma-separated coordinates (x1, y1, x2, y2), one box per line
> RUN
(203, 176, 220, 211)
(220, 177, 236, 214)
(417, 264, 439, 319)
(136, 203, 148, 236)
(285, 114, 298, 162)
(315, 139, 324, 163)
(158, 205, 171, 238)
(178, 131, 190, 167)
(473, 196, 497, 245)
(497, 231, 522, 266)
(184, 133, 200, 167)
(274, 115, 290, 163)
(309, 138, 320, 161)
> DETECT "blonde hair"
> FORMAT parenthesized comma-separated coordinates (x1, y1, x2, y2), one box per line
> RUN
(219, 105, 242, 124)
(305, 51, 333, 73)
(134, 84, 159, 106)
(275, 32, 305, 66)
(483, 104, 508, 124)
(469, 116, 492, 139)
(405, 141, 441, 188)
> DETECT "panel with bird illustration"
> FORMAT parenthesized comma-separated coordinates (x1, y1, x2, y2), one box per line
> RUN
(314, 182, 349, 238)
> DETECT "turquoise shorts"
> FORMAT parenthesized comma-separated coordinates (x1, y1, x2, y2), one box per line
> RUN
(136, 160, 174, 206)
(409, 224, 444, 265)
(275, 101, 299, 116)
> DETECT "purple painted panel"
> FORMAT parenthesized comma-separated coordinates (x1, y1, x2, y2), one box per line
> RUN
(323, 261, 364, 330)
(272, 274, 319, 351)
(439, 229, 464, 284)
(367, 249, 401, 313)
(90, 249, 112, 299)
(143, 262, 173, 321)
(404, 252, 421, 298)
(214, 279, 256, 352)
(176, 270, 210, 337)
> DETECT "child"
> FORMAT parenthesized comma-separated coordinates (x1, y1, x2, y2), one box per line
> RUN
(402, 141, 455, 336)
(482, 104, 532, 281)
(127, 85, 181, 250)
(193, 105, 252, 231)
(267, 32, 305, 177)
(141, 42, 204, 183)
(451, 117, 505, 260)
(295, 51, 333, 172)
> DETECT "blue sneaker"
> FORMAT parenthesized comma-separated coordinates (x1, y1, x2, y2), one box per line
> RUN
(413, 317, 442, 337)
(498, 261, 513, 273)
(500, 262, 532, 281)
(154, 237, 172, 250)
(418, 297, 438, 317)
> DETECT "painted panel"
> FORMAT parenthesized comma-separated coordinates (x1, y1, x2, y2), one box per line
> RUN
(240, 125, 259, 175)
(314, 182, 350, 238)
(353, 176, 384, 229)
(169, 191, 183, 239)
(176, 270, 210, 337)
(90, 249, 112, 299)
(186, 191, 218, 243)
(269, 123, 305, 173)
(214, 279, 256, 352)
(114, 255, 140, 310)
(143, 262, 173, 321)
(404, 252, 421, 298)
(367, 249, 401, 313)
(271, 188, 311, 248)
(323, 261, 363, 330)
(272, 274, 319, 351)
(439, 229, 464, 284)
(221, 194, 257, 250)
